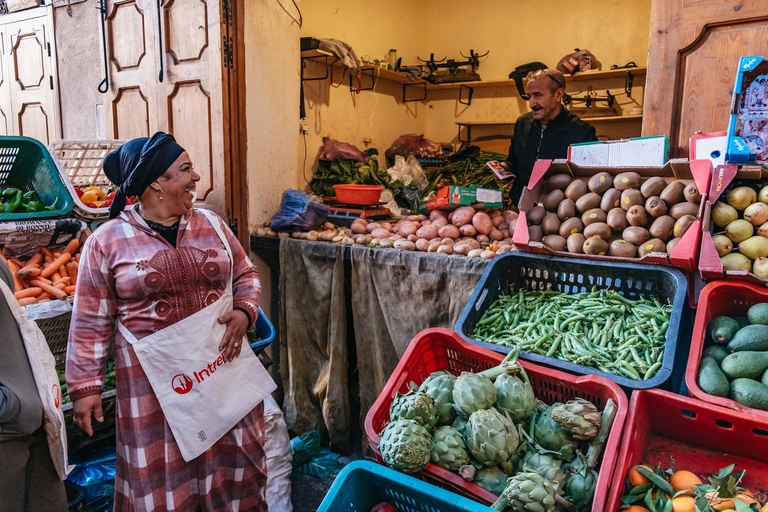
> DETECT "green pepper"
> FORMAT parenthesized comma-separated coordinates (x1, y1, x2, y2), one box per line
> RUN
(21, 191, 36, 202)
(24, 201, 44, 212)
(43, 198, 59, 211)
(2, 187, 19, 198)
(3, 190, 21, 213)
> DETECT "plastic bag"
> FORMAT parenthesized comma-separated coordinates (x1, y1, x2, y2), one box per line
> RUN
(319, 139, 369, 163)
(385, 134, 441, 164)
(556, 49, 600, 75)
(66, 446, 116, 512)
(386, 155, 428, 191)
(270, 189, 329, 233)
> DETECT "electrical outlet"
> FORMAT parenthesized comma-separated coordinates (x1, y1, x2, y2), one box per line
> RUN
(299, 120, 308, 133)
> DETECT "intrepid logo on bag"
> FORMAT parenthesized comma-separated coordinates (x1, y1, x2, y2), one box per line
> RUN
(172, 374, 194, 394)
(171, 351, 230, 394)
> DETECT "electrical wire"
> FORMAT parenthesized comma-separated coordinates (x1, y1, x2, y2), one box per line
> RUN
(302, 130, 310, 184)
(277, 0, 302, 28)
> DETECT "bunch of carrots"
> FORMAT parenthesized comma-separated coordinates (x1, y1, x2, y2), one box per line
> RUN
(0, 238, 81, 305)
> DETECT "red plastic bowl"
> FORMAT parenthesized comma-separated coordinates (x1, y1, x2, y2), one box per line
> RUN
(686, 280, 768, 420)
(364, 328, 627, 511)
(333, 184, 384, 205)
(606, 389, 768, 512)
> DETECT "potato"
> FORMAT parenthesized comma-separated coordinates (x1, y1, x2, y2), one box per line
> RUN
(415, 238, 430, 251)
(351, 219, 368, 233)
(462, 239, 481, 250)
(430, 210, 449, 221)
(379, 222, 392, 232)
(438, 225, 460, 239)
(501, 229, 510, 238)
(379, 239, 393, 248)
(432, 216, 448, 228)
(588, 172, 613, 194)
(332, 235, 343, 243)
(472, 212, 494, 235)
(322, 222, 335, 231)
(340, 236, 355, 245)
(437, 245, 453, 255)
(370, 228, 390, 239)
(420, 220, 431, 227)
(565, 180, 589, 201)
(453, 244, 470, 255)
(394, 240, 416, 251)
(416, 224, 440, 240)
(459, 224, 477, 237)
(467, 249, 484, 258)
(489, 229, 503, 241)
(498, 222, 509, 231)
(268, 230, 279, 237)
(477, 234, 490, 244)
(400, 222, 419, 236)
(365, 222, 381, 233)
(392, 234, 404, 241)
(614, 172, 641, 191)
(355, 234, 372, 245)
(489, 210, 502, 218)
(407, 234, 419, 242)
(452, 206, 476, 227)
(481, 250, 496, 260)
(306, 230, 319, 241)
(291, 231, 304, 239)
(255, 227, 268, 236)
(502, 210, 519, 226)
(496, 245, 514, 255)
(492, 215, 505, 228)
(441, 238, 455, 247)
(407, 214, 427, 222)
(319, 230, 338, 241)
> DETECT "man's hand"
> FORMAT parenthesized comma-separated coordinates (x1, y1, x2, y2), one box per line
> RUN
(73, 394, 103, 437)
(218, 309, 249, 362)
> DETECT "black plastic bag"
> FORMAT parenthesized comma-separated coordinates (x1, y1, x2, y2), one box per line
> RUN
(270, 189, 329, 232)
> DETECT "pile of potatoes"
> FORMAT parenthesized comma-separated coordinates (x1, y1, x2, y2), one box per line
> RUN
(525, 171, 702, 258)
(710, 184, 768, 278)
(256, 207, 519, 259)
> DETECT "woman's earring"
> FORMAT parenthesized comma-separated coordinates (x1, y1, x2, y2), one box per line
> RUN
(156, 188, 164, 201)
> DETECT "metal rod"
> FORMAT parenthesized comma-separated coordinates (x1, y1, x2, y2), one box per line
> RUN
(97, 0, 109, 93)
(157, 0, 163, 82)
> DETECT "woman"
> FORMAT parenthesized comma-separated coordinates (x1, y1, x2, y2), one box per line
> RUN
(66, 133, 271, 511)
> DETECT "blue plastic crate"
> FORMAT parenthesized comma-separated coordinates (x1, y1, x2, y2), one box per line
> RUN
(249, 307, 275, 355)
(318, 461, 493, 512)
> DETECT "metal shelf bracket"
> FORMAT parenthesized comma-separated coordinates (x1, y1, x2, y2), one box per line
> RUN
(457, 124, 471, 143)
(349, 68, 376, 91)
(458, 84, 474, 106)
(301, 54, 329, 82)
(625, 71, 634, 98)
(402, 82, 427, 103)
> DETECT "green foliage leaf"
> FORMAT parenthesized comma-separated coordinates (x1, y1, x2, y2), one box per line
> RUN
(716, 464, 737, 479)
(637, 466, 674, 495)
(630, 483, 653, 495)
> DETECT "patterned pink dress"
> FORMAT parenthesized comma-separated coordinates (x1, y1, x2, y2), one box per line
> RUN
(66, 208, 267, 512)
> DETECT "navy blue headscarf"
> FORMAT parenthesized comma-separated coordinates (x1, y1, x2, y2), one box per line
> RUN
(103, 132, 185, 219)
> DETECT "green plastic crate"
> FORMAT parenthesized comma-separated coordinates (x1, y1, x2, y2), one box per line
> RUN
(0, 136, 73, 221)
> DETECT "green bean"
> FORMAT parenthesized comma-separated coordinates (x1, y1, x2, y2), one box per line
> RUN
(644, 361, 663, 380)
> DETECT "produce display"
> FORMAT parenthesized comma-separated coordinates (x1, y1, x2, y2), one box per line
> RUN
(617, 463, 766, 512)
(696, 303, 768, 411)
(73, 185, 135, 209)
(377, 351, 618, 512)
(0, 239, 81, 304)
(422, 152, 513, 205)
(256, 206, 520, 258)
(58, 360, 115, 405)
(471, 288, 672, 382)
(309, 149, 397, 197)
(1, 187, 59, 214)
(709, 183, 768, 277)
(523, 172, 702, 258)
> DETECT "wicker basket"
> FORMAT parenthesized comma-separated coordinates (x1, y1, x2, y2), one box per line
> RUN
(48, 139, 127, 222)
(35, 309, 72, 364)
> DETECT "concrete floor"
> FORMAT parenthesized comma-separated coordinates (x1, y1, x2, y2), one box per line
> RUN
(289, 453, 368, 512)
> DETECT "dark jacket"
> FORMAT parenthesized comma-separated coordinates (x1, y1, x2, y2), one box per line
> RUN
(505, 107, 597, 204)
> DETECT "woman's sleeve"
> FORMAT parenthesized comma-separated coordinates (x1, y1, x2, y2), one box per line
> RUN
(65, 236, 117, 402)
(220, 216, 261, 329)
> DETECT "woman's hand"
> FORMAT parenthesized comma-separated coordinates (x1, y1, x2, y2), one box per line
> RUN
(73, 394, 104, 437)
(218, 309, 249, 362)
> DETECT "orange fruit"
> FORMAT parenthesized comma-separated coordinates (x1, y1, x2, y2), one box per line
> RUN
(736, 491, 758, 505)
(628, 464, 655, 486)
(626, 506, 651, 512)
(760, 504, 768, 512)
(706, 491, 735, 511)
(671, 496, 697, 512)
(670, 470, 702, 496)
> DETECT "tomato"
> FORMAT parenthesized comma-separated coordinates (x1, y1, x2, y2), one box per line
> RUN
(74, 187, 84, 198)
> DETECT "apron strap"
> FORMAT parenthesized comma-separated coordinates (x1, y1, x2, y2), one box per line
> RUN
(0, 277, 27, 327)
(198, 209, 234, 293)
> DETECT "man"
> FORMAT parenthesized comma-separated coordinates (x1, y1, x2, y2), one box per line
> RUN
(504, 68, 597, 204)
(0, 260, 67, 512)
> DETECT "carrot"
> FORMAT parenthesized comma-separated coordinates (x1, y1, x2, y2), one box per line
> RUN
(30, 278, 67, 300)
(52, 282, 66, 290)
(14, 287, 42, 299)
(18, 297, 37, 306)
(67, 262, 78, 285)
(40, 247, 53, 264)
(59, 263, 69, 280)
(63, 285, 76, 295)
(19, 266, 41, 278)
(6, 260, 24, 292)
(38, 297, 51, 302)
(53, 251, 62, 258)
(0, 250, 11, 270)
(63, 239, 80, 255)
(40, 253, 71, 278)
(32, 275, 51, 285)
(74, 253, 81, 263)
(52, 276, 70, 285)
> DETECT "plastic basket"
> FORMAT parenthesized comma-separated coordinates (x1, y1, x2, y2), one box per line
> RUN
(48, 139, 127, 222)
(318, 460, 493, 512)
(686, 280, 768, 420)
(33, 309, 72, 364)
(364, 328, 627, 511)
(455, 252, 688, 390)
(605, 389, 768, 512)
(333, 184, 384, 205)
(249, 306, 275, 355)
(0, 136, 73, 221)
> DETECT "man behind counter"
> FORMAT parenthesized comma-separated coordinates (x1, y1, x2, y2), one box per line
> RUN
(504, 68, 597, 205)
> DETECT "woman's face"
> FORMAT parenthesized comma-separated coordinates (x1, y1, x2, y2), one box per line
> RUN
(157, 152, 200, 214)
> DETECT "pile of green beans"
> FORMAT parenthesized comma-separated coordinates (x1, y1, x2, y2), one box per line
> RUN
(472, 287, 673, 381)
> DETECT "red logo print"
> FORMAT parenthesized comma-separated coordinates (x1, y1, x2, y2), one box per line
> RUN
(172, 374, 194, 394)
(52, 384, 60, 408)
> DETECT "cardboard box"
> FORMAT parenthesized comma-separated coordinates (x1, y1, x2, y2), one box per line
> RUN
(699, 163, 768, 285)
(413, 185, 503, 212)
(512, 158, 712, 273)
(568, 136, 669, 168)
(726, 56, 768, 164)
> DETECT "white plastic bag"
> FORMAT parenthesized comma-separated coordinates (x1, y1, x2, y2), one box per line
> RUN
(386, 155, 428, 191)
(264, 394, 293, 512)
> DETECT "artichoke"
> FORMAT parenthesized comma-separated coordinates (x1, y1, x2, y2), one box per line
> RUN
(430, 426, 470, 472)
(379, 419, 432, 474)
(419, 371, 457, 425)
(491, 472, 557, 512)
(453, 351, 520, 418)
(549, 398, 601, 441)
(563, 454, 597, 510)
(519, 451, 567, 491)
(474, 466, 509, 495)
(534, 405, 578, 459)
(390, 383, 439, 430)
(495, 372, 536, 422)
(451, 415, 469, 438)
(465, 407, 519, 466)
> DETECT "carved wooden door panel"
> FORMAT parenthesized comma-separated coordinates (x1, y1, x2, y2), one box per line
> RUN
(643, 0, 768, 157)
(0, 27, 13, 137)
(6, 17, 56, 144)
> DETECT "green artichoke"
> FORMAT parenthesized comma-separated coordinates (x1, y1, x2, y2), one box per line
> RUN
(495, 373, 536, 422)
(491, 472, 557, 512)
(430, 426, 470, 472)
(451, 415, 469, 438)
(379, 419, 432, 474)
(549, 398, 601, 441)
(519, 451, 566, 491)
(390, 383, 439, 430)
(563, 454, 597, 510)
(419, 371, 457, 425)
(474, 466, 509, 495)
(465, 407, 519, 466)
(453, 351, 521, 418)
(534, 405, 578, 459)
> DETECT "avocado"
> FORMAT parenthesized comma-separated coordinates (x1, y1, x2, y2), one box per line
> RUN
(748, 303, 768, 325)
(697, 356, 730, 397)
(727, 324, 768, 352)
(709, 316, 741, 345)
(729, 378, 768, 411)
(735, 316, 751, 329)
(702, 345, 729, 365)
(721, 351, 768, 380)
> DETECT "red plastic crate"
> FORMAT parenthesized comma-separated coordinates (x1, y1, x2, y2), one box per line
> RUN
(686, 280, 768, 420)
(606, 389, 768, 512)
(364, 328, 627, 511)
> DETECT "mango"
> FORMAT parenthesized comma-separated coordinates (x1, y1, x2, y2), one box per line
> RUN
(726, 186, 757, 211)
(739, 236, 768, 259)
(725, 219, 754, 243)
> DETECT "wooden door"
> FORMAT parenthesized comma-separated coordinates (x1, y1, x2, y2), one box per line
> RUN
(0, 26, 13, 136)
(6, 16, 57, 144)
(643, 0, 768, 157)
